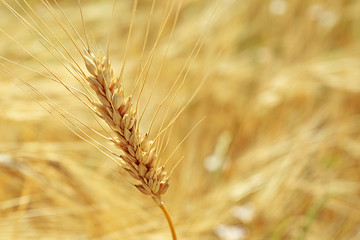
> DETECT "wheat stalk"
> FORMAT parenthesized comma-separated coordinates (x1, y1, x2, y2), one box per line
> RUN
(82, 49, 177, 239)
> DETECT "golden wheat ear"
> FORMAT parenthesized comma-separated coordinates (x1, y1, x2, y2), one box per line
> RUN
(81, 48, 176, 239)
(82, 49, 170, 202)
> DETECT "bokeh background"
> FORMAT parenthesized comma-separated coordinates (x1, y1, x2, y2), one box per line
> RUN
(1, 0, 360, 239)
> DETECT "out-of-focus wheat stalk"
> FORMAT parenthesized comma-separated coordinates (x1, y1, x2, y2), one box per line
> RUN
(1, 0, 360, 240)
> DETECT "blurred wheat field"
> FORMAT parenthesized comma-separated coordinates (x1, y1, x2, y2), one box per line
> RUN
(1, 0, 360, 239)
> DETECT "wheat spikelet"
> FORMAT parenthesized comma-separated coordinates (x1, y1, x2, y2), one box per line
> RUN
(82, 48, 177, 239)
(82, 49, 170, 205)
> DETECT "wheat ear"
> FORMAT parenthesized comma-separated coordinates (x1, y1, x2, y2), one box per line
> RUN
(82, 49, 177, 239)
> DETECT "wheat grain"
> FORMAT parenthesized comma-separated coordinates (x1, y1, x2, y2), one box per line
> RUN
(82, 48, 177, 239)
(82, 49, 170, 205)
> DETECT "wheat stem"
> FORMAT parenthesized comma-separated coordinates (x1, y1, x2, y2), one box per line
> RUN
(159, 202, 177, 240)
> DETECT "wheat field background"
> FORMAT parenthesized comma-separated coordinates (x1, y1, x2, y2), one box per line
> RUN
(1, 0, 360, 239)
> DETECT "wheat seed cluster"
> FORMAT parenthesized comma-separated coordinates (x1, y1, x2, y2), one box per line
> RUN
(83, 50, 169, 205)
